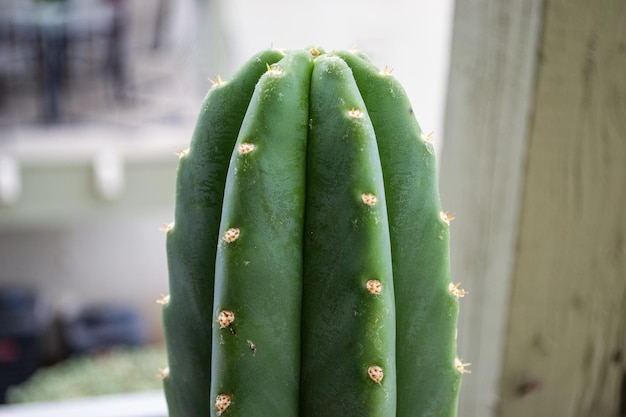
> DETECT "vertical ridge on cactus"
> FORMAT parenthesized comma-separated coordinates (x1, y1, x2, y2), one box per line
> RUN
(298, 54, 396, 416)
(336, 50, 461, 416)
(162, 46, 463, 417)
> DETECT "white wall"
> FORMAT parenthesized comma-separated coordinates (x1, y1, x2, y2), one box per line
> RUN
(0, 213, 171, 343)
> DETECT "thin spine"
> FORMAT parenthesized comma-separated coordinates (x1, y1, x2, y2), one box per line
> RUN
(210, 50, 313, 416)
(162, 48, 284, 417)
(300, 54, 396, 416)
(337, 51, 461, 417)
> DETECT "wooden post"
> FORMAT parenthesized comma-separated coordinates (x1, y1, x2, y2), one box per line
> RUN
(440, 0, 626, 416)
(440, 0, 544, 415)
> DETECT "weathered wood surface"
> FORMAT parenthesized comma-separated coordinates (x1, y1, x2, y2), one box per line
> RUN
(439, 1, 543, 416)
(498, 0, 626, 416)
(442, 0, 626, 415)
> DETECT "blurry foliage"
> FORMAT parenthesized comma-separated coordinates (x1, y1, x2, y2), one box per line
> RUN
(7, 345, 165, 403)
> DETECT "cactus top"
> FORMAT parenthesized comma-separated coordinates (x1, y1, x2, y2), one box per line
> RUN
(162, 47, 464, 417)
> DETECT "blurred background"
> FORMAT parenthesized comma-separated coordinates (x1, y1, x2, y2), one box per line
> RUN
(0, 0, 454, 413)
(1, 0, 625, 416)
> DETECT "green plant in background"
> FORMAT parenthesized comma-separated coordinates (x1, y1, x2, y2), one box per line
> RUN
(7, 347, 166, 403)
(161, 46, 468, 417)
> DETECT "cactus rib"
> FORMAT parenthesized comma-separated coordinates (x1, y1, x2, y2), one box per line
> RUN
(209, 49, 313, 417)
(162, 48, 285, 417)
(336, 50, 461, 416)
(299, 54, 396, 416)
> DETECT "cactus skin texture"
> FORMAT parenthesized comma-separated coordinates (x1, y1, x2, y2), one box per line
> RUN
(162, 47, 463, 417)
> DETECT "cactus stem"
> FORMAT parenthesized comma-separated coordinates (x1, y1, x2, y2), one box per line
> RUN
(449, 282, 467, 298)
(366, 279, 383, 295)
(440, 211, 455, 225)
(361, 193, 378, 206)
(222, 228, 240, 243)
(215, 394, 232, 416)
(160, 222, 174, 233)
(164, 48, 463, 416)
(367, 366, 384, 385)
(454, 358, 471, 374)
(157, 294, 171, 305)
(348, 108, 364, 119)
(238, 143, 256, 155)
(217, 310, 235, 329)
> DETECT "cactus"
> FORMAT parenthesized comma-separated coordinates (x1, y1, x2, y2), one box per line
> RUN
(161, 46, 466, 417)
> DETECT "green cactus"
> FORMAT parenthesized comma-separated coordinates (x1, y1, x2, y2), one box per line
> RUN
(161, 46, 466, 417)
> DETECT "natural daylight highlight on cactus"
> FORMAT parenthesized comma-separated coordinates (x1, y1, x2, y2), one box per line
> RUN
(161, 46, 466, 417)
